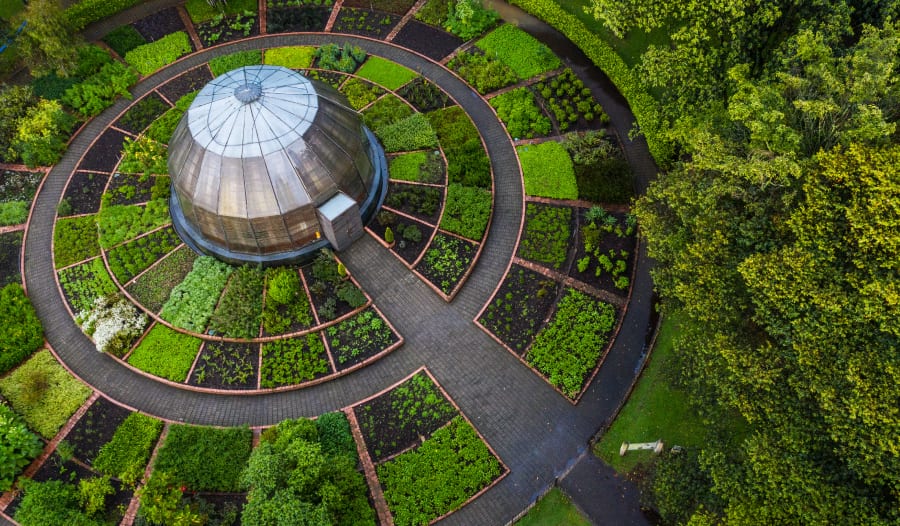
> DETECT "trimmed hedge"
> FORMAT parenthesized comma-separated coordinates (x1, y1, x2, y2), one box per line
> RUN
(476, 24, 560, 79)
(154, 424, 252, 492)
(94, 412, 163, 485)
(0, 283, 43, 375)
(125, 32, 192, 77)
(507, 0, 671, 163)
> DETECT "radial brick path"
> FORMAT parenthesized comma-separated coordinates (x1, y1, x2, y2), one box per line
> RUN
(20, 4, 660, 524)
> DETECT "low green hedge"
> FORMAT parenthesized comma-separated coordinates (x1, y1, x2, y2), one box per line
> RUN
(65, 0, 143, 30)
(507, 0, 671, 163)
(0, 283, 43, 375)
(94, 412, 163, 485)
(125, 32, 192, 77)
(517, 141, 577, 199)
(476, 24, 560, 79)
(153, 424, 252, 492)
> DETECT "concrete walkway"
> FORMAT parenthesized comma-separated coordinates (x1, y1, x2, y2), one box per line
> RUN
(21, 5, 658, 525)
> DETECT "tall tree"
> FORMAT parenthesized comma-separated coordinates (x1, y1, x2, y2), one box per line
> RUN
(13, 0, 81, 77)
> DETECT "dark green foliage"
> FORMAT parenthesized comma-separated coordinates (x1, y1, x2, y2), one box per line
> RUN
(414, 0, 450, 27)
(428, 106, 491, 188)
(377, 112, 439, 152)
(385, 183, 441, 218)
(30, 73, 78, 101)
(396, 79, 451, 113)
(313, 43, 365, 73)
(642, 449, 720, 525)
(119, 96, 169, 133)
(0, 403, 43, 491)
(54, 214, 99, 268)
(377, 416, 502, 526)
(14, 479, 107, 526)
(0, 85, 36, 163)
(448, 51, 517, 94)
(489, 87, 551, 139)
(208, 50, 262, 76)
(57, 258, 118, 314)
(145, 91, 198, 144)
(478, 265, 559, 353)
(261, 266, 314, 334)
(97, 199, 169, 248)
(534, 68, 607, 131)
(154, 424, 252, 492)
(0, 283, 44, 375)
(260, 334, 329, 387)
(136, 470, 205, 525)
(362, 94, 413, 133)
(94, 412, 163, 486)
(63, 60, 137, 118)
(564, 131, 633, 203)
(241, 415, 375, 526)
(64, 0, 143, 30)
(518, 203, 572, 269)
(105, 226, 182, 284)
(102, 26, 147, 56)
(444, 0, 499, 39)
(440, 183, 491, 240)
(208, 265, 264, 338)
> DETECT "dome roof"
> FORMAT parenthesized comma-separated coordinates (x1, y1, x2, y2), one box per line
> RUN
(167, 65, 386, 264)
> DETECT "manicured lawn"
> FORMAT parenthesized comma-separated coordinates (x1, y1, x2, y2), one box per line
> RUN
(517, 141, 578, 199)
(515, 488, 591, 526)
(594, 314, 705, 472)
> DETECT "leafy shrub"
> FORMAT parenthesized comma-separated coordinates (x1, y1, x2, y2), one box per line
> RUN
(444, 0, 498, 40)
(260, 334, 329, 387)
(526, 288, 617, 398)
(208, 265, 264, 339)
(97, 198, 170, 248)
(102, 26, 146, 56)
(160, 256, 233, 333)
(65, 0, 143, 30)
(0, 283, 43, 375)
(448, 51, 517, 94)
(326, 308, 394, 366)
(440, 183, 491, 240)
(127, 324, 202, 382)
(534, 68, 607, 131)
(261, 266, 314, 334)
(185, 0, 258, 23)
(93, 412, 162, 485)
(77, 294, 147, 356)
(14, 479, 107, 526)
(0, 85, 37, 164)
(428, 106, 491, 188)
(564, 131, 634, 203)
(314, 43, 365, 73)
(415, 0, 450, 27)
(377, 112, 439, 152)
(105, 226, 182, 284)
(517, 141, 577, 199)
(264, 46, 316, 69)
(0, 350, 92, 438)
(12, 99, 77, 168)
(241, 416, 374, 526)
(362, 94, 413, 133)
(124, 32, 192, 77)
(58, 258, 118, 314)
(208, 50, 262, 76)
(0, 404, 43, 491)
(518, 203, 572, 269)
(145, 91, 198, 144)
(154, 424, 252, 491)
(339, 77, 383, 110)
(489, 87, 551, 139)
(377, 416, 502, 526)
(118, 136, 168, 175)
(476, 24, 560, 79)
(388, 151, 444, 183)
(54, 215, 99, 268)
(354, 56, 417, 91)
(0, 201, 28, 226)
(62, 60, 137, 118)
(136, 470, 204, 525)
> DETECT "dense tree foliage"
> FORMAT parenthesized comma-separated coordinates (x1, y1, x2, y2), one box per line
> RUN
(13, 0, 81, 77)
(632, 19, 900, 524)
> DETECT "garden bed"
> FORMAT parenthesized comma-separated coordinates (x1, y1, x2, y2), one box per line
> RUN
(265, 5, 330, 33)
(0, 231, 22, 287)
(126, 245, 198, 313)
(60, 171, 108, 216)
(326, 307, 399, 370)
(77, 129, 127, 173)
(0, 169, 42, 226)
(113, 92, 170, 135)
(368, 210, 434, 265)
(392, 21, 463, 62)
(517, 202, 575, 271)
(568, 207, 637, 296)
(260, 334, 331, 388)
(131, 7, 188, 42)
(158, 66, 213, 103)
(414, 232, 477, 297)
(102, 173, 169, 207)
(384, 181, 443, 224)
(63, 397, 132, 466)
(333, 8, 400, 40)
(188, 341, 259, 390)
(196, 11, 259, 47)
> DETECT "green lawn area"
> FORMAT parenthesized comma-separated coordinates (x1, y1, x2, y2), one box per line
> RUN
(515, 488, 591, 526)
(0, 0, 23, 19)
(594, 314, 707, 473)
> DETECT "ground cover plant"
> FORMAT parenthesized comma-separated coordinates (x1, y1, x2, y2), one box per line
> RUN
(207, 265, 264, 339)
(190, 341, 258, 389)
(102, 25, 147, 56)
(526, 287, 617, 398)
(260, 334, 329, 387)
(53, 215, 99, 269)
(354, 56, 417, 91)
(518, 203, 573, 269)
(241, 415, 375, 525)
(476, 24, 560, 79)
(362, 94, 413, 133)
(124, 32, 192, 76)
(385, 182, 442, 223)
(261, 266, 315, 335)
(376, 112, 439, 153)
(105, 226, 182, 284)
(0, 350, 92, 439)
(339, 77, 384, 110)
(448, 50, 517, 95)
(533, 68, 607, 132)
(416, 233, 477, 295)
(572, 207, 636, 293)
(93, 412, 163, 485)
(326, 307, 397, 369)
(564, 130, 633, 203)
(154, 424, 252, 492)
(440, 183, 491, 241)
(477, 264, 558, 353)
(0, 283, 43, 375)
(489, 87, 552, 139)
(263, 46, 316, 69)
(57, 258, 118, 314)
(127, 323, 202, 382)
(209, 49, 262, 76)
(145, 91, 197, 145)
(0, 403, 42, 491)
(517, 141, 578, 199)
(126, 245, 197, 312)
(355, 370, 456, 461)
(314, 43, 366, 73)
(377, 416, 503, 526)
(160, 256, 233, 333)
(388, 151, 444, 184)
(428, 107, 491, 188)
(97, 198, 169, 248)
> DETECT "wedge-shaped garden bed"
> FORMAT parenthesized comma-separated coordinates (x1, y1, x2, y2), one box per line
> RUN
(58, 257, 118, 314)
(105, 226, 182, 284)
(260, 334, 330, 388)
(64, 397, 132, 467)
(414, 232, 478, 298)
(517, 202, 575, 271)
(326, 307, 400, 370)
(127, 323, 202, 382)
(126, 244, 197, 313)
(189, 341, 258, 390)
(153, 424, 252, 492)
(569, 207, 637, 296)
(54, 215, 100, 269)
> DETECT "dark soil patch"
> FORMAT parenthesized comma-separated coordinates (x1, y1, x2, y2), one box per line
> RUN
(414, 232, 477, 296)
(60, 171, 109, 216)
(342, 0, 416, 15)
(392, 21, 463, 62)
(568, 209, 636, 297)
(478, 264, 560, 354)
(326, 307, 399, 371)
(0, 169, 42, 203)
(396, 78, 453, 113)
(353, 370, 457, 462)
(78, 128, 127, 173)
(333, 8, 399, 40)
(0, 231, 22, 287)
(159, 66, 213, 103)
(189, 341, 259, 390)
(64, 397, 132, 466)
(301, 267, 359, 323)
(104, 173, 168, 207)
(384, 181, 442, 224)
(266, 6, 330, 33)
(132, 7, 189, 42)
(114, 92, 169, 135)
(368, 210, 433, 265)
(196, 13, 260, 47)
